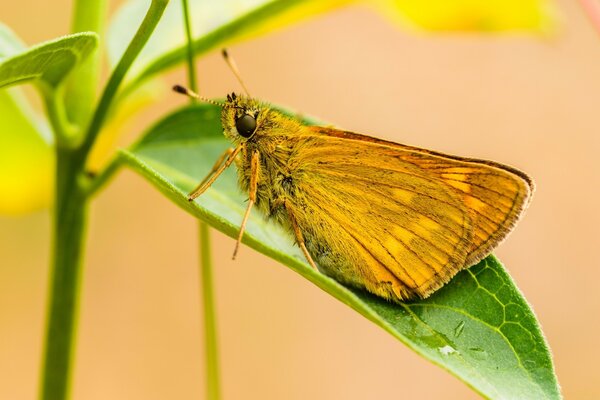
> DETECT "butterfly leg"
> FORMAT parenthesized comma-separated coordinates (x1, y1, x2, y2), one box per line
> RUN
(284, 201, 318, 271)
(188, 145, 242, 201)
(232, 149, 260, 260)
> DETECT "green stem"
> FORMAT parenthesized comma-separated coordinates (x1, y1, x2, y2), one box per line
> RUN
(42, 86, 78, 148)
(181, 0, 198, 94)
(40, 149, 88, 400)
(180, 1, 220, 397)
(199, 222, 220, 400)
(39, 2, 170, 399)
(84, 155, 122, 198)
(66, 0, 108, 127)
(79, 0, 169, 161)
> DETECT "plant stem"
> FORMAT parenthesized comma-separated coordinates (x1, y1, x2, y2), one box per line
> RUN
(85, 155, 121, 197)
(199, 222, 220, 400)
(181, 0, 198, 93)
(79, 0, 169, 159)
(66, 0, 108, 127)
(180, 1, 220, 397)
(42, 87, 78, 148)
(39, 2, 170, 399)
(40, 150, 87, 400)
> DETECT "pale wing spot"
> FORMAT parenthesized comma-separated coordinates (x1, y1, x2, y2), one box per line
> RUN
(446, 208, 467, 227)
(391, 225, 415, 246)
(416, 214, 444, 233)
(383, 235, 405, 257)
(381, 245, 432, 287)
(465, 195, 488, 212)
(446, 180, 471, 193)
(441, 173, 467, 182)
(383, 217, 456, 266)
(390, 226, 437, 286)
(357, 234, 423, 289)
(414, 214, 457, 256)
(354, 244, 398, 284)
(401, 223, 455, 266)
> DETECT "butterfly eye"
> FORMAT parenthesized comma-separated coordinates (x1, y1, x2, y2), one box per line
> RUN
(235, 114, 257, 138)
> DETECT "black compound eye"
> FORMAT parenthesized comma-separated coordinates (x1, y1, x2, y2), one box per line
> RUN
(235, 114, 257, 138)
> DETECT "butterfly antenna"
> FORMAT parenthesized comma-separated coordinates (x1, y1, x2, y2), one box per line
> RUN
(172, 84, 223, 106)
(221, 48, 251, 96)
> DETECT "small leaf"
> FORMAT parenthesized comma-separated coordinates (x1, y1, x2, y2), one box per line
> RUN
(0, 31, 98, 90)
(0, 24, 53, 215)
(120, 103, 561, 399)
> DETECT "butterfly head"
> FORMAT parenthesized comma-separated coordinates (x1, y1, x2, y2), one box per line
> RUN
(172, 84, 272, 144)
(221, 91, 265, 143)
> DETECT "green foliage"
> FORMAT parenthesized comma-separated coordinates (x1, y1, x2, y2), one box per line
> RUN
(0, 31, 97, 89)
(0, 28, 99, 148)
(120, 103, 561, 400)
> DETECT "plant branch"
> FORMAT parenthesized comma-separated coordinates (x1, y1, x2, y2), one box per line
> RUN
(180, 1, 220, 397)
(40, 149, 88, 400)
(199, 222, 220, 400)
(181, 0, 198, 94)
(40, 2, 170, 399)
(66, 0, 108, 127)
(85, 155, 122, 197)
(41, 86, 78, 148)
(79, 0, 169, 162)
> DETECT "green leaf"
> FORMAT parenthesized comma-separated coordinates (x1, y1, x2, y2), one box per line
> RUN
(0, 31, 98, 90)
(120, 103, 561, 399)
(0, 24, 54, 214)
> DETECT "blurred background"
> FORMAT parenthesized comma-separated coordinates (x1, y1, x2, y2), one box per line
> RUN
(1, 0, 599, 398)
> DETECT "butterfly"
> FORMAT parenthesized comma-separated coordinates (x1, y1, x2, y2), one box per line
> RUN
(173, 53, 533, 303)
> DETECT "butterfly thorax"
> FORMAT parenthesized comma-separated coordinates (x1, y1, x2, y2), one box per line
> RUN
(221, 96, 308, 223)
(238, 123, 308, 224)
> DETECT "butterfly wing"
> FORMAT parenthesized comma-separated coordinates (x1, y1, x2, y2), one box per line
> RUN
(278, 126, 532, 301)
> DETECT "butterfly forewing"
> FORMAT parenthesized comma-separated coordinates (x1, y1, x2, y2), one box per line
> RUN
(277, 127, 532, 301)
(392, 148, 533, 266)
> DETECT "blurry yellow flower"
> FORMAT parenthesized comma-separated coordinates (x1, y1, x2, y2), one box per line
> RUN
(376, 0, 553, 32)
